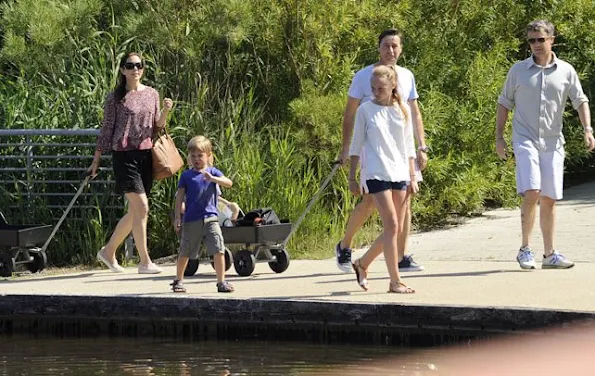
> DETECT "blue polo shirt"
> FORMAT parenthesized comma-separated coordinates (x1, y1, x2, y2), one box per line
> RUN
(178, 167, 223, 223)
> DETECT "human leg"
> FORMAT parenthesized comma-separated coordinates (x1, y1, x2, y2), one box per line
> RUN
(397, 189, 425, 272)
(521, 190, 540, 248)
(397, 192, 411, 260)
(97, 209, 132, 272)
(101, 212, 132, 261)
(203, 218, 234, 292)
(175, 256, 189, 281)
(539, 147, 573, 268)
(125, 193, 150, 263)
(340, 194, 376, 249)
(171, 254, 189, 293)
(213, 253, 225, 283)
(513, 141, 542, 269)
(539, 196, 572, 268)
(515, 190, 540, 269)
(539, 196, 556, 255)
(171, 255, 188, 292)
(336, 194, 375, 272)
(171, 220, 203, 292)
(368, 181, 413, 293)
(126, 193, 162, 273)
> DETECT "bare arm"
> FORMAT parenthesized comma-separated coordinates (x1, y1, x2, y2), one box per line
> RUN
(577, 102, 594, 151)
(155, 96, 173, 130)
(340, 97, 361, 163)
(408, 157, 419, 193)
(174, 187, 185, 233)
(348, 155, 360, 196)
(409, 99, 428, 170)
(210, 175, 233, 189)
(495, 104, 510, 159)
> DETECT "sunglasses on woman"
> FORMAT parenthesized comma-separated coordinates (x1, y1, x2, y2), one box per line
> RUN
(123, 62, 144, 70)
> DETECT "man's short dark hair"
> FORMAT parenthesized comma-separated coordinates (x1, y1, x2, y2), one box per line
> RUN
(378, 29, 403, 46)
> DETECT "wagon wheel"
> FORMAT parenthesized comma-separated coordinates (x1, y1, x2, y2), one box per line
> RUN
(184, 258, 199, 276)
(211, 248, 233, 271)
(26, 250, 48, 274)
(0, 252, 16, 278)
(233, 249, 255, 277)
(268, 249, 290, 274)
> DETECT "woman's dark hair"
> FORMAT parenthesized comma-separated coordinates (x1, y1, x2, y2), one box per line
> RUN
(114, 52, 143, 102)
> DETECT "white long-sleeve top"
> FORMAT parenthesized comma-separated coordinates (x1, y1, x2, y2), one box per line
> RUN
(349, 101, 416, 182)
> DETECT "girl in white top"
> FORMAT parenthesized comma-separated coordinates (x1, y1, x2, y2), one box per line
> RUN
(348, 65, 418, 294)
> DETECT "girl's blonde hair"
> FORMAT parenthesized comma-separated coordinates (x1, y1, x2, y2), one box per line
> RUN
(187, 135, 215, 166)
(372, 65, 409, 123)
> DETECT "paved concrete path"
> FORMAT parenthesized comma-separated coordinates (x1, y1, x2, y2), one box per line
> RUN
(2, 182, 595, 313)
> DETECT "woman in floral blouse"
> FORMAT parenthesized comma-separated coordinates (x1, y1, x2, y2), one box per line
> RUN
(89, 52, 173, 274)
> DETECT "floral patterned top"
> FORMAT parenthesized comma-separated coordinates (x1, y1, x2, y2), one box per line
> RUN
(96, 86, 162, 152)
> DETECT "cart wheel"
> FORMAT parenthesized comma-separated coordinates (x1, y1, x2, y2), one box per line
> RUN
(268, 249, 290, 273)
(211, 248, 233, 271)
(184, 258, 199, 276)
(0, 252, 16, 278)
(233, 249, 255, 277)
(26, 251, 48, 274)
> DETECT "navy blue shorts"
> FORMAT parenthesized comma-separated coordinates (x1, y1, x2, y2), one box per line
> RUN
(365, 179, 407, 194)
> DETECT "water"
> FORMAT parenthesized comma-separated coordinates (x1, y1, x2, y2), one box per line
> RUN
(0, 335, 444, 375)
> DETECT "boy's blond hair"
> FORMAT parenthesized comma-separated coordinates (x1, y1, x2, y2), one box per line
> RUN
(187, 135, 215, 166)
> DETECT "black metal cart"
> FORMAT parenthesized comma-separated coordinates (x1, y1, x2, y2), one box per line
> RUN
(184, 222, 293, 277)
(184, 163, 340, 277)
(0, 175, 92, 277)
(0, 211, 52, 277)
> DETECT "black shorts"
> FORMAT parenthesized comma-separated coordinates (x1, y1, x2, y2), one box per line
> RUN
(111, 150, 153, 195)
(365, 179, 407, 194)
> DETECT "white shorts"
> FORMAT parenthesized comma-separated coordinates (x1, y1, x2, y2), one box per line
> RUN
(513, 140, 564, 200)
(359, 160, 423, 194)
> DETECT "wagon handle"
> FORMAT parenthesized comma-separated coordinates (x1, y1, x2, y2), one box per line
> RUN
(40, 172, 96, 252)
(281, 162, 341, 247)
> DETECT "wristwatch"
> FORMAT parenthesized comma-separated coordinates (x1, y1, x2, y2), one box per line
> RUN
(418, 145, 430, 153)
(584, 126, 593, 133)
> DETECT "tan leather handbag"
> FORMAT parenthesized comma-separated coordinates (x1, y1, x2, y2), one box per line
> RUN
(152, 129, 184, 180)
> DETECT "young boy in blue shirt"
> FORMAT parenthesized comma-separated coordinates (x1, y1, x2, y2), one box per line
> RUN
(171, 135, 234, 293)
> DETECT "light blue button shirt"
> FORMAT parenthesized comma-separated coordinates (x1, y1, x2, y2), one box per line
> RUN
(498, 54, 589, 151)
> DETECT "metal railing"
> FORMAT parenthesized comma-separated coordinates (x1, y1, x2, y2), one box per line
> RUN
(0, 129, 129, 250)
(0, 129, 123, 218)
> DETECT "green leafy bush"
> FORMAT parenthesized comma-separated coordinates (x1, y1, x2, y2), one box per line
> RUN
(0, 0, 593, 264)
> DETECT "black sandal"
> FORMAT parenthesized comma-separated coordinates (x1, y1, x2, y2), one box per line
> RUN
(170, 279, 186, 293)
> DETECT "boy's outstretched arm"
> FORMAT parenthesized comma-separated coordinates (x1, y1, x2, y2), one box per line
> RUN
(211, 175, 233, 189)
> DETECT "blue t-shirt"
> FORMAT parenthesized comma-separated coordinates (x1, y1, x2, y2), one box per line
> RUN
(178, 167, 224, 223)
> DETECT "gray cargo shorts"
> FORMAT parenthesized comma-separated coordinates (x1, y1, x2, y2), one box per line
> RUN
(179, 216, 225, 258)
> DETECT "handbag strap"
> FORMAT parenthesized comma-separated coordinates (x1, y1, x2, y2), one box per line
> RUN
(153, 124, 170, 141)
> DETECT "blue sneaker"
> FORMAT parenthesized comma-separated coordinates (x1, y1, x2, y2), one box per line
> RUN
(335, 242, 352, 273)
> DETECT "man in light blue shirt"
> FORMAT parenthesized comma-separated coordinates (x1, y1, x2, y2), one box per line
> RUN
(495, 19, 594, 270)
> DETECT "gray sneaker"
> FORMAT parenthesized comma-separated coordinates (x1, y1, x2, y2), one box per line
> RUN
(516, 246, 536, 269)
(542, 251, 574, 269)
